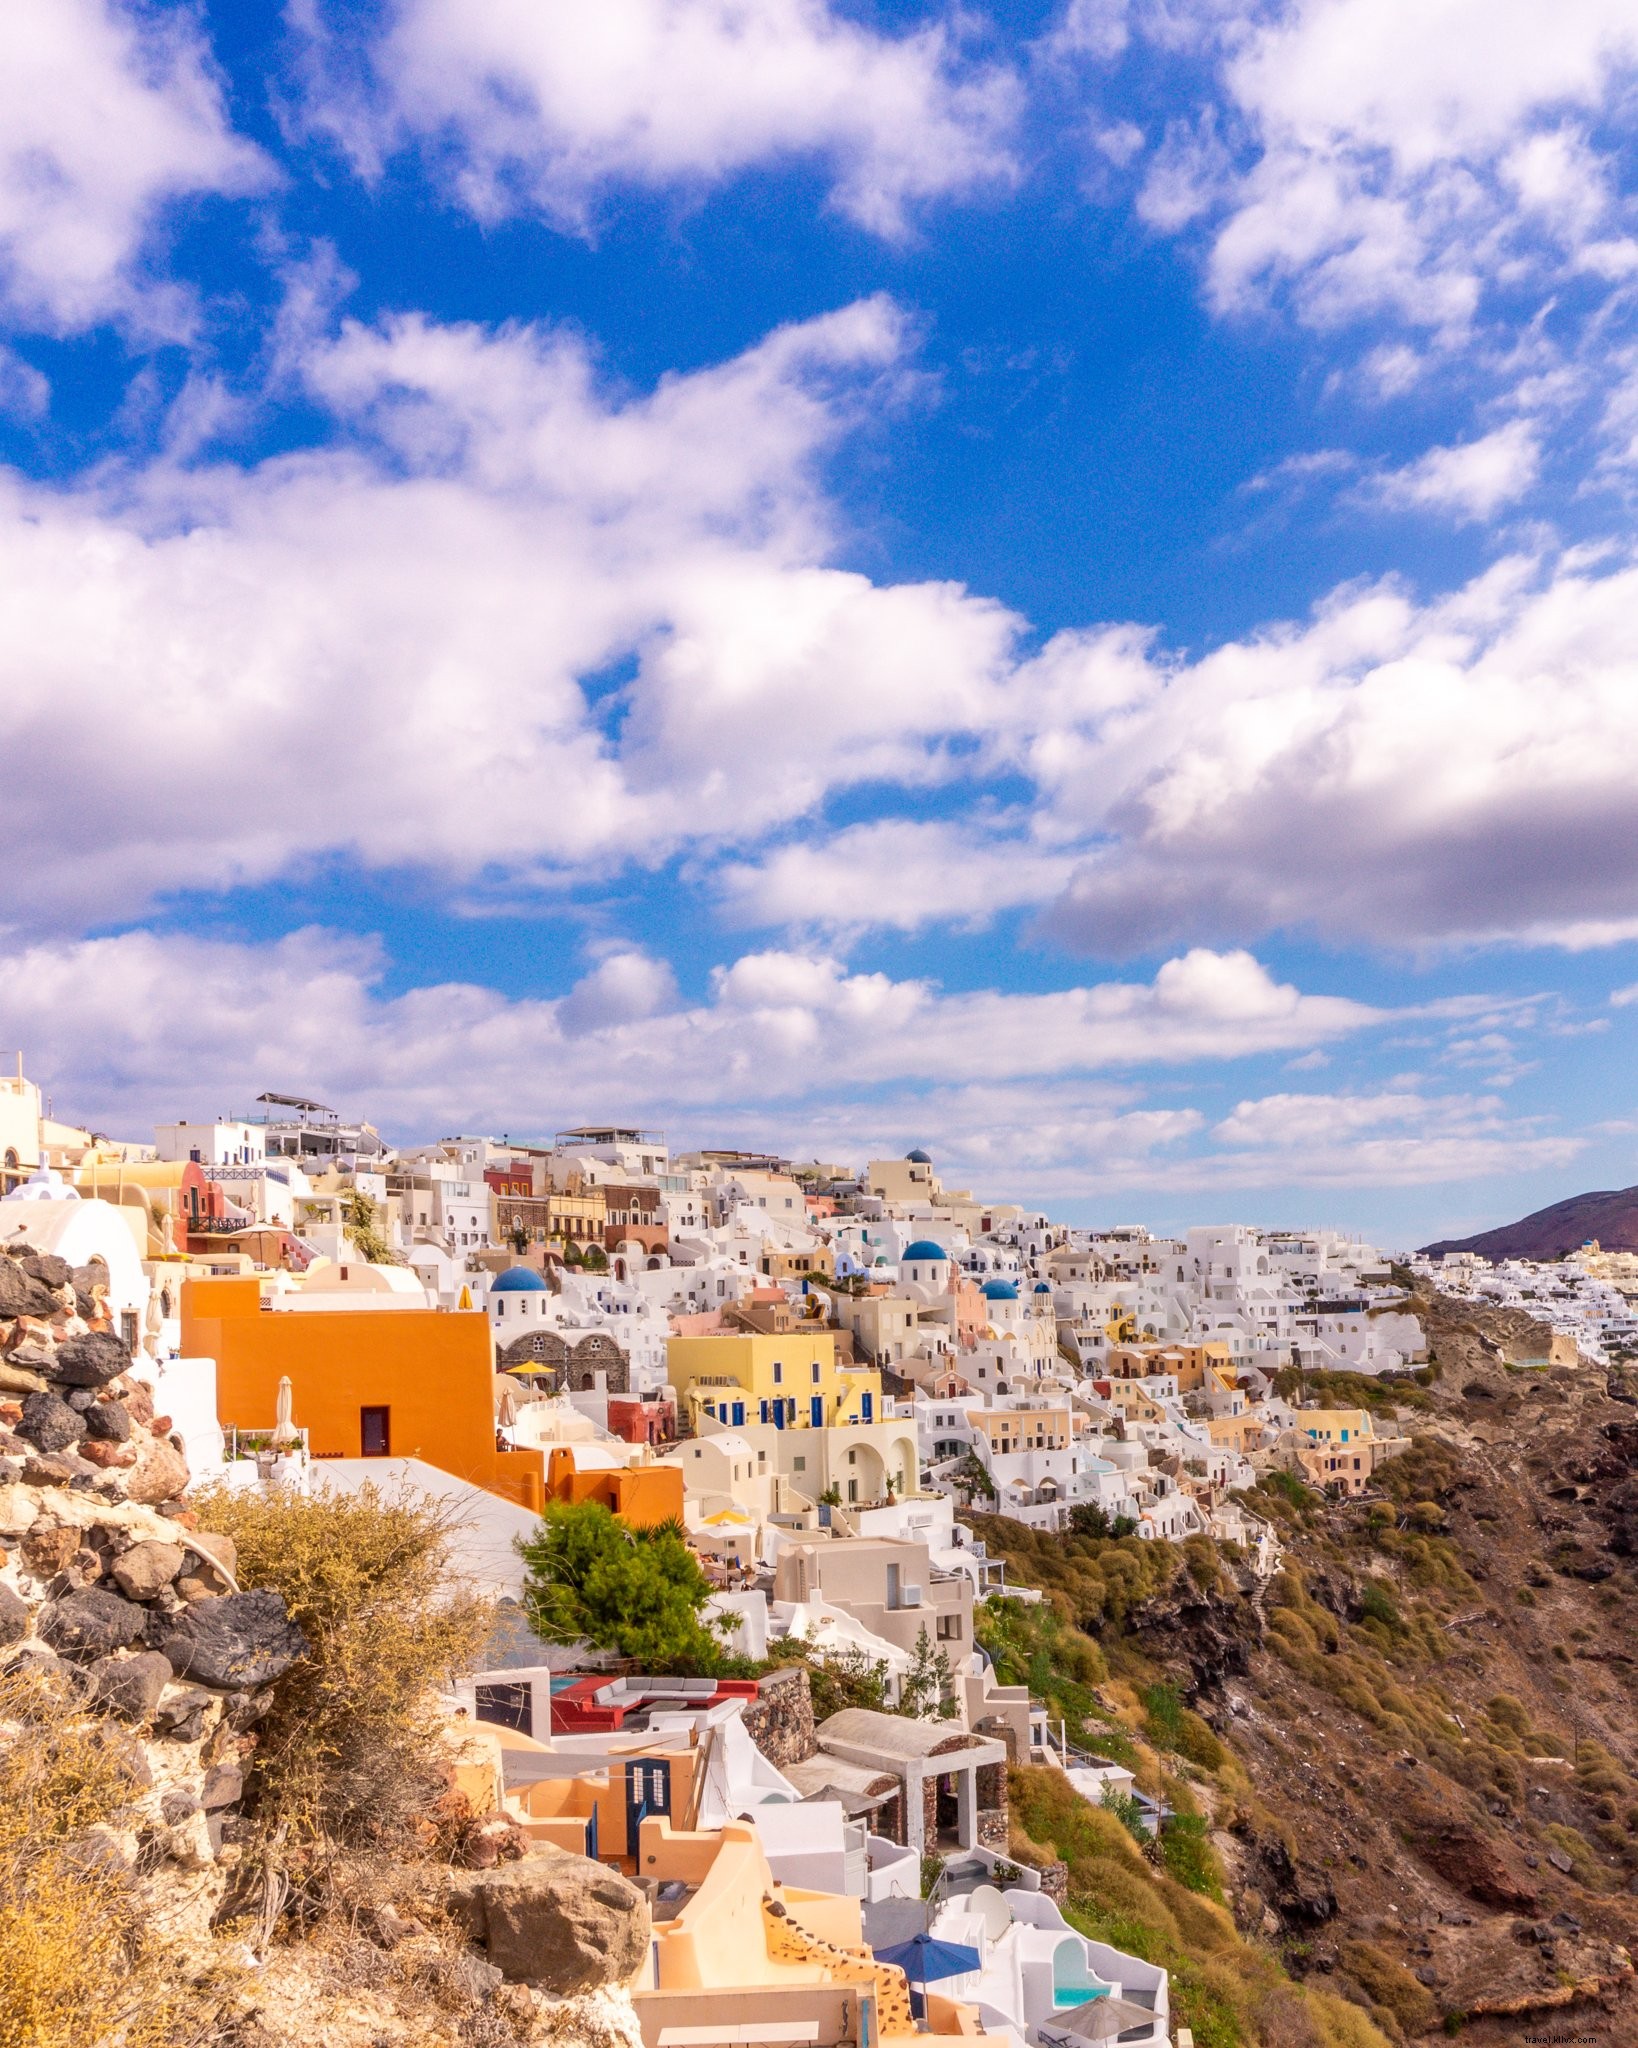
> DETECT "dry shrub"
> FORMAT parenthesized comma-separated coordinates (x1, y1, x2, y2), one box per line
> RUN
(193, 1481, 494, 1851)
(1339, 1940, 1436, 2041)
(0, 1664, 230, 2048)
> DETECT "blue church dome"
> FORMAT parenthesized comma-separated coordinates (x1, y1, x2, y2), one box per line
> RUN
(906, 1148, 932, 1163)
(491, 1266, 548, 1293)
(982, 1279, 1019, 1301)
(903, 1239, 947, 1262)
(1034, 1281, 1053, 1293)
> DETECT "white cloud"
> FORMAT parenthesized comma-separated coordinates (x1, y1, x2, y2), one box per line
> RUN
(1168, 0, 1638, 333)
(1365, 420, 1541, 521)
(0, 929, 1381, 1142)
(0, 0, 265, 333)
(1198, 1085, 1581, 1187)
(1612, 983, 1638, 1007)
(0, 297, 1017, 927)
(304, 0, 1021, 239)
(557, 950, 679, 1036)
(714, 818, 1078, 932)
(1028, 549, 1638, 953)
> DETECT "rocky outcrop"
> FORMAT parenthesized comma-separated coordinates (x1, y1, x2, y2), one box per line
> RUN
(446, 1849, 651, 1993)
(0, 1236, 308, 1943)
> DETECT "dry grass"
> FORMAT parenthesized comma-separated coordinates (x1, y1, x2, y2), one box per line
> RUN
(193, 1480, 494, 1855)
(0, 1664, 234, 2048)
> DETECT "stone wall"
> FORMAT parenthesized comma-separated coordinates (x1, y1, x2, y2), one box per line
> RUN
(976, 1806, 1008, 1851)
(743, 1664, 815, 1766)
(975, 1759, 1009, 1852)
(1037, 1859, 1069, 1904)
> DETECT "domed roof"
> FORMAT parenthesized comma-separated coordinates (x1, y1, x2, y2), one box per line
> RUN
(903, 1239, 947, 1263)
(905, 1148, 932, 1164)
(491, 1266, 548, 1293)
(1034, 1280, 1053, 1293)
(982, 1279, 1019, 1301)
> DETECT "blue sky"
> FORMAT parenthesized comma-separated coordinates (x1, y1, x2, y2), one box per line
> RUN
(5, 0, 1638, 1244)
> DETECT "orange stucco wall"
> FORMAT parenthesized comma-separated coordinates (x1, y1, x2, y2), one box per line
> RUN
(545, 1447, 685, 1530)
(182, 1276, 545, 1508)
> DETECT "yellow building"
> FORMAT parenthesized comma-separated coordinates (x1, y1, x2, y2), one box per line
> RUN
(667, 1331, 884, 1435)
(1295, 1407, 1375, 1446)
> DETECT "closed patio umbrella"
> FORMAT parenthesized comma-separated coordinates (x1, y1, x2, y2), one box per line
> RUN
(271, 1375, 299, 1449)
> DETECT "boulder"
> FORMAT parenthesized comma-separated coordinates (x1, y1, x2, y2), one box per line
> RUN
(0, 1262, 61, 1319)
(200, 1761, 244, 1809)
(187, 1529, 237, 1577)
(16, 1391, 85, 1454)
(22, 1253, 71, 1291)
(22, 1522, 82, 1576)
(21, 1451, 91, 1487)
(447, 1851, 651, 1993)
(0, 1582, 28, 1645)
(112, 1540, 185, 1600)
(125, 1437, 190, 1506)
(83, 1399, 133, 1444)
(48, 1331, 131, 1388)
(152, 1683, 217, 1742)
(0, 1359, 50, 1397)
(158, 1589, 308, 1689)
(37, 1586, 150, 1660)
(86, 1650, 174, 1721)
(80, 1439, 137, 1471)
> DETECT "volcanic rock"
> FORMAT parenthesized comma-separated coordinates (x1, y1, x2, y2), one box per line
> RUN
(38, 1585, 150, 1660)
(112, 1540, 185, 1600)
(158, 1589, 308, 1689)
(87, 1650, 175, 1721)
(445, 1850, 651, 1992)
(16, 1391, 84, 1454)
(48, 1331, 131, 1388)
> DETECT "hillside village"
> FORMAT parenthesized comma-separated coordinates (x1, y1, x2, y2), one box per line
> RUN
(5, 1058, 1636, 2048)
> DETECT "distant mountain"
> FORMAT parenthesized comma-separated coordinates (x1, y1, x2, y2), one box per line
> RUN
(1423, 1183, 1638, 1261)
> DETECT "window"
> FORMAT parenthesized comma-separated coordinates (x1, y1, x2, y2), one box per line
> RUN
(361, 1406, 391, 1457)
(936, 1614, 962, 1641)
(793, 1456, 806, 1472)
(475, 1681, 531, 1734)
(811, 1361, 821, 1383)
(772, 1361, 783, 1384)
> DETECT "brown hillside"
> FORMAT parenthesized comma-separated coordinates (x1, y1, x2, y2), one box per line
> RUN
(1423, 1184, 1638, 1260)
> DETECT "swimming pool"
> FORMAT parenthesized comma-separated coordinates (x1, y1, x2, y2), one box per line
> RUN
(1052, 1986, 1112, 2008)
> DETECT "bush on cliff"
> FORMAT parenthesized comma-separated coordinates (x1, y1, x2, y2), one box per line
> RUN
(194, 1480, 491, 1848)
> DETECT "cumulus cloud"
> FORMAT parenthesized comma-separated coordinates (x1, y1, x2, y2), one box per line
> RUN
(714, 818, 1078, 932)
(0, 930, 1380, 1141)
(1027, 550, 1638, 954)
(1364, 420, 1541, 521)
(0, 296, 1018, 927)
(1149, 0, 1638, 333)
(0, 0, 265, 333)
(1197, 1085, 1581, 1187)
(301, 0, 1021, 239)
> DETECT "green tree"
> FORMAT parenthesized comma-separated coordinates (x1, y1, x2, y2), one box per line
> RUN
(520, 1500, 726, 1672)
(900, 1623, 958, 1721)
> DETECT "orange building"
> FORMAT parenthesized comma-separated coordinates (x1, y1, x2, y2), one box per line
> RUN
(544, 1446, 684, 1530)
(182, 1276, 547, 1511)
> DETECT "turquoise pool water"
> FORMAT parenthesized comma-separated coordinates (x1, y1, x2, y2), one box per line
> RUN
(1052, 1986, 1111, 2007)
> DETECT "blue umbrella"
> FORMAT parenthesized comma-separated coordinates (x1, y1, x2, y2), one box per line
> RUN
(874, 1932, 982, 1985)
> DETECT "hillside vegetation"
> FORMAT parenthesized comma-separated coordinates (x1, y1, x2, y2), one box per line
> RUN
(968, 1293, 1638, 2045)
